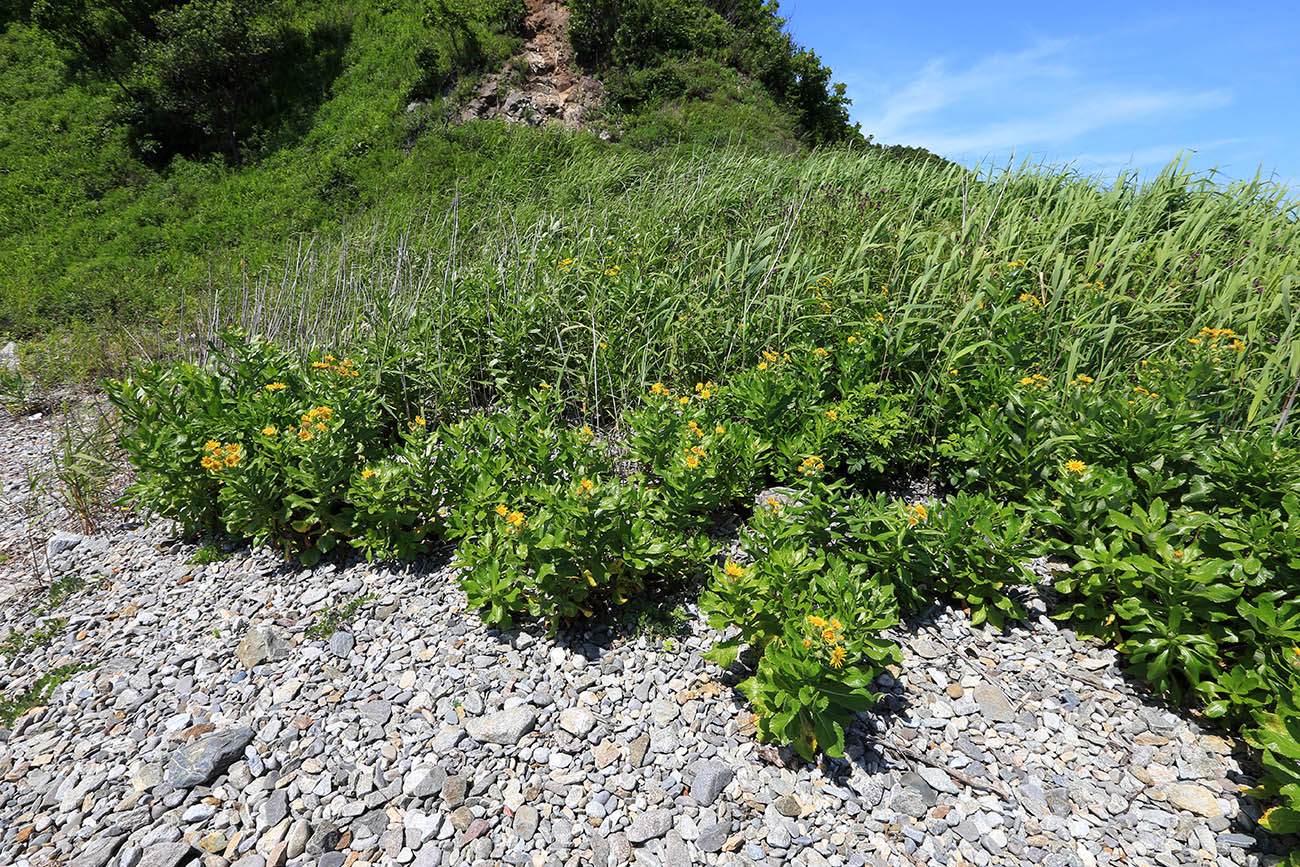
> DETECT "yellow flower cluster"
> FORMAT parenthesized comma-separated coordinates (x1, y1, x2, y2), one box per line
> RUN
(1131, 386, 1160, 399)
(407, 415, 426, 430)
(577, 477, 595, 497)
(687, 420, 704, 438)
(1194, 327, 1246, 353)
(724, 561, 746, 581)
(581, 425, 594, 440)
(825, 410, 838, 421)
(906, 503, 928, 526)
(200, 440, 242, 470)
(311, 355, 359, 377)
(650, 382, 669, 396)
(604, 265, 621, 277)
(694, 381, 715, 399)
(1071, 374, 1094, 389)
(361, 468, 376, 480)
(1006, 260, 1026, 268)
(495, 504, 526, 531)
(806, 615, 848, 668)
(264, 381, 287, 391)
(1019, 373, 1049, 388)
(813, 347, 829, 357)
(1018, 293, 1043, 308)
(557, 257, 575, 274)
(796, 455, 825, 476)
(1065, 459, 1088, 477)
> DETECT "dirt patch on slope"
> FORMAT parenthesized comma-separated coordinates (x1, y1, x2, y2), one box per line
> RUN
(458, 0, 605, 129)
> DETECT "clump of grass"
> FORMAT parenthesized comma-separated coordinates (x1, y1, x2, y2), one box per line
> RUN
(1, 619, 66, 662)
(188, 544, 235, 565)
(305, 593, 377, 640)
(0, 664, 92, 726)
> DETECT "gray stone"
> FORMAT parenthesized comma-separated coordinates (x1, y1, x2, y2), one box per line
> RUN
(689, 760, 734, 806)
(261, 788, 289, 827)
(465, 706, 536, 745)
(328, 631, 355, 657)
(318, 854, 346, 867)
(285, 818, 310, 859)
(559, 707, 596, 737)
(136, 843, 191, 867)
(628, 733, 650, 767)
(306, 821, 340, 855)
(403, 764, 447, 799)
(917, 766, 960, 795)
(972, 684, 1015, 722)
(626, 809, 673, 844)
(360, 699, 391, 725)
(514, 804, 539, 841)
(236, 625, 291, 669)
(660, 831, 691, 867)
(1165, 783, 1224, 818)
(166, 727, 255, 787)
(697, 821, 729, 853)
(774, 794, 801, 817)
(68, 836, 125, 867)
(230, 856, 266, 867)
(442, 774, 468, 808)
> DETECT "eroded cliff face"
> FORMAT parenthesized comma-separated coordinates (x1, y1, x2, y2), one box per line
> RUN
(457, 0, 605, 130)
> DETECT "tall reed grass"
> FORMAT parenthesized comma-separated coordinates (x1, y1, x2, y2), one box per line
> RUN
(189, 144, 1298, 429)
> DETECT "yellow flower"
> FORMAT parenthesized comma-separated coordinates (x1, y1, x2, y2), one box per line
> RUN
(200, 456, 219, 470)
(1066, 459, 1087, 476)
(506, 511, 525, 527)
(204, 440, 221, 451)
(830, 618, 842, 631)
(650, 382, 668, 395)
(679, 396, 690, 406)
(807, 615, 828, 628)
(581, 425, 594, 439)
(906, 503, 928, 526)
(826, 410, 838, 421)
(822, 628, 838, 644)
(538, 383, 552, 390)
(684, 455, 700, 469)
(312, 361, 330, 369)
(802, 638, 812, 648)
(757, 362, 769, 371)
(264, 381, 287, 391)
(813, 347, 828, 357)
(223, 451, 241, 467)
(829, 646, 846, 669)
(847, 335, 857, 344)
(579, 477, 595, 493)
(1073, 374, 1094, 386)
(298, 429, 314, 441)
(361, 468, 376, 480)
(1188, 337, 1201, 345)
(724, 561, 746, 580)
(715, 425, 725, 434)
(496, 504, 509, 516)
(262, 426, 276, 436)
(948, 368, 958, 376)
(414, 416, 426, 426)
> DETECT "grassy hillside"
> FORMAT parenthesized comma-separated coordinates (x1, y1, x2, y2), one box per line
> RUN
(0, 0, 867, 372)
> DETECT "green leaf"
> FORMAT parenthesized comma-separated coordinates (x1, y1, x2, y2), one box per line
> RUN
(1260, 806, 1300, 834)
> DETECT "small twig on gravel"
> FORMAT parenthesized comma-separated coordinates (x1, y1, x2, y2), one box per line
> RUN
(880, 738, 1011, 800)
(1064, 669, 1121, 694)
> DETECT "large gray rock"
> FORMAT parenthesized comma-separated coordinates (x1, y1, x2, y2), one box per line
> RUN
(138, 844, 193, 867)
(166, 727, 255, 787)
(464, 706, 536, 745)
(402, 764, 447, 799)
(0, 340, 17, 371)
(68, 835, 125, 867)
(626, 809, 673, 844)
(972, 683, 1015, 723)
(697, 821, 729, 853)
(237, 625, 291, 669)
(689, 760, 734, 806)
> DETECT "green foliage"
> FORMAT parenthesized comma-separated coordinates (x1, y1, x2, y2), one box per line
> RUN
(0, 664, 91, 726)
(570, 0, 857, 145)
(305, 592, 376, 639)
(1, 618, 65, 661)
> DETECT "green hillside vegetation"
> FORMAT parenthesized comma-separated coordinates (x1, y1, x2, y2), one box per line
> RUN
(0, 0, 867, 371)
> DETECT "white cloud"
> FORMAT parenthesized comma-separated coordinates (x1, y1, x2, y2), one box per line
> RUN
(857, 39, 1233, 162)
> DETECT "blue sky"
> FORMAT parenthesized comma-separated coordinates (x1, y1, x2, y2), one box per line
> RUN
(784, 1, 1298, 186)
